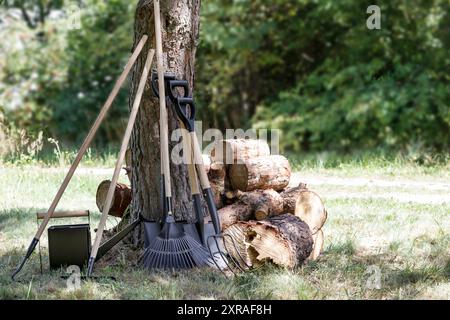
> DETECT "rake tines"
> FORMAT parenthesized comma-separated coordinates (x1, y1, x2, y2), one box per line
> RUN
(141, 217, 212, 270)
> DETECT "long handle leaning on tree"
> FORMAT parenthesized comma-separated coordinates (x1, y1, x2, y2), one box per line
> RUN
(178, 119, 205, 244)
(190, 127, 221, 234)
(11, 35, 149, 281)
(174, 97, 221, 234)
(154, 0, 173, 213)
(87, 48, 155, 277)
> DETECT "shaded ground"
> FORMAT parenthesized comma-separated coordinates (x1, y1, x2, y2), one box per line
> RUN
(0, 164, 449, 299)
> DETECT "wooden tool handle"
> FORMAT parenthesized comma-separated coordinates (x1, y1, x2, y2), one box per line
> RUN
(33, 35, 148, 240)
(154, 0, 172, 199)
(89, 49, 155, 263)
(190, 131, 211, 189)
(36, 210, 89, 220)
(179, 121, 200, 195)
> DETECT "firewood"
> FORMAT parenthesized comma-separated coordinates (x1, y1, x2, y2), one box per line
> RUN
(202, 154, 211, 173)
(294, 190, 327, 234)
(308, 229, 324, 261)
(279, 184, 308, 213)
(241, 189, 284, 221)
(217, 189, 284, 229)
(208, 161, 226, 208)
(211, 139, 270, 164)
(229, 155, 291, 191)
(96, 180, 131, 218)
(218, 202, 252, 230)
(224, 214, 313, 269)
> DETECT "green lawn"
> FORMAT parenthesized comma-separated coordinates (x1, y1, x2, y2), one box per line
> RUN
(0, 156, 449, 300)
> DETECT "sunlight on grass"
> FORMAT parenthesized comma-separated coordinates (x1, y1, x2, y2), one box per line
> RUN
(0, 155, 449, 300)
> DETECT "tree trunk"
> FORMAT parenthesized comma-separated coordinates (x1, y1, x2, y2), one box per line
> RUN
(130, 0, 201, 240)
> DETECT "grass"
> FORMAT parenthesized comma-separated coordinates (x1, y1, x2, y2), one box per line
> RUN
(0, 152, 449, 300)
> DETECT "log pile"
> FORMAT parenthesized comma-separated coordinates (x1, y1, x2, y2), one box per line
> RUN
(206, 139, 328, 268)
(95, 139, 328, 269)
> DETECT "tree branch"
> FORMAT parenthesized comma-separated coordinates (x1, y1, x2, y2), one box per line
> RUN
(18, 2, 36, 29)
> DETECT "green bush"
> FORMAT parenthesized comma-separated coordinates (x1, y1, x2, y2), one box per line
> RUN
(1, 0, 449, 153)
(49, 0, 134, 145)
(197, 0, 450, 152)
(0, 0, 134, 146)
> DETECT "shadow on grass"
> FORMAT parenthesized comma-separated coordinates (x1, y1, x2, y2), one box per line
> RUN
(300, 237, 450, 299)
(0, 208, 41, 226)
(1, 237, 449, 300)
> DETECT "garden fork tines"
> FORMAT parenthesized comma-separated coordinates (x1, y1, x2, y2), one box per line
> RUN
(207, 233, 251, 276)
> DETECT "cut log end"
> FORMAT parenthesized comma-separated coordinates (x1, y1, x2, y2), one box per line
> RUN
(96, 180, 131, 218)
(307, 229, 324, 261)
(224, 214, 313, 269)
(295, 190, 327, 234)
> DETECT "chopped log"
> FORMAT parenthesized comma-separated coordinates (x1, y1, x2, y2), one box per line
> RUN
(217, 189, 284, 229)
(208, 161, 226, 208)
(202, 154, 211, 173)
(218, 202, 252, 230)
(241, 189, 284, 221)
(229, 155, 291, 191)
(224, 214, 313, 269)
(308, 229, 324, 261)
(294, 190, 327, 234)
(279, 184, 308, 213)
(223, 189, 242, 206)
(96, 180, 132, 218)
(211, 139, 270, 164)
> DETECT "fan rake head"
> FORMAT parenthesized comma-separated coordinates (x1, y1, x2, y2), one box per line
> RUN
(141, 215, 212, 270)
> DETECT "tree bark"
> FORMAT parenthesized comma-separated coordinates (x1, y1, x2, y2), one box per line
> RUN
(130, 0, 201, 235)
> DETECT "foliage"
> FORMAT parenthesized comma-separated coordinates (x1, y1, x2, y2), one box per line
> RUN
(0, 10, 66, 136)
(2, 0, 65, 29)
(49, 0, 134, 144)
(0, 0, 134, 146)
(197, 0, 450, 152)
(1, 0, 449, 152)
